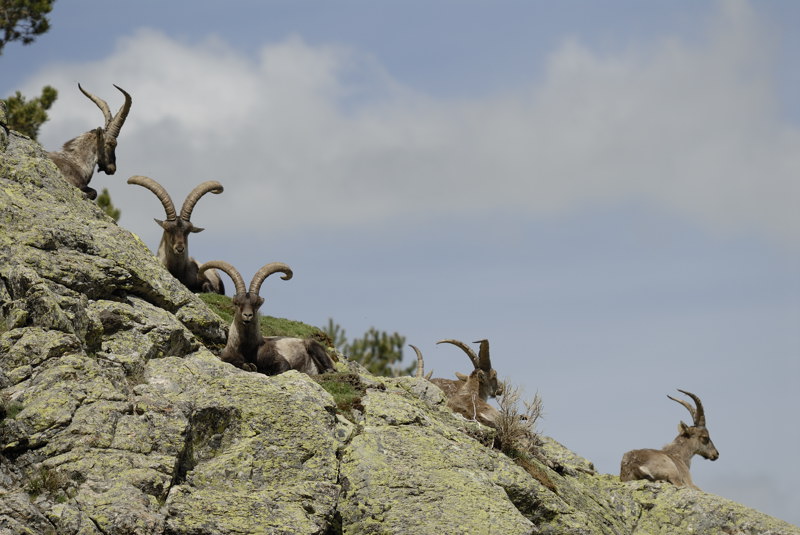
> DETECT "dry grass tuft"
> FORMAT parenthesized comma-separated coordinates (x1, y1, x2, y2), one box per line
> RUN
(495, 380, 557, 492)
(495, 380, 543, 455)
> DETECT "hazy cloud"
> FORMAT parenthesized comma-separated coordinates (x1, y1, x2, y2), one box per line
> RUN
(29, 1, 798, 249)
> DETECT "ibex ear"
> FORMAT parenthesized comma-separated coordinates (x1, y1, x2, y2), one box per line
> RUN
(455, 372, 468, 382)
(678, 421, 690, 435)
(190, 226, 205, 233)
(154, 218, 167, 228)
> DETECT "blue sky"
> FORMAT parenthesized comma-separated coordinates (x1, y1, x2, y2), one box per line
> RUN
(3, 0, 799, 525)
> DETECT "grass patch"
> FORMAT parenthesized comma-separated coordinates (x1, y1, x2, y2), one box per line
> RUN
(26, 465, 67, 497)
(313, 372, 367, 420)
(1, 400, 23, 420)
(198, 293, 236, 324)
(198, 293, 331, 344)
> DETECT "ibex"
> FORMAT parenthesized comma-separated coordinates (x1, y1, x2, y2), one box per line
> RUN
(415, 339, 503, 428)
(620, 389, 719, 490)
(198, 260, 334, 376)
(127, 175, 224, 294)
(48, 84, 132, 200)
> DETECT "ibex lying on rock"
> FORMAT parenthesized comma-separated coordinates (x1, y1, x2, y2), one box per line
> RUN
(415, 339, 503, 428)
(49, 84, 132, 200)
(199, 260, 335, 376)
(127, 175, 224, 294)
(620, 389, 719, 490)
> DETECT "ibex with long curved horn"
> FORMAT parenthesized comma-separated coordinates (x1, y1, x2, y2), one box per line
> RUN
(49, 84, 132, 200)
(128, 175, 224, 294)
(620, 389, 719, 490)
(415, 339, 503, 428)
(198, 261, 334, 376)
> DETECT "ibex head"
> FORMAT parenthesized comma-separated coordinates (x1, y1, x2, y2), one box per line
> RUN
(199, 261, 293, 325)
(79, 84, 131, 175)
(668, 389, 719, 461)
(127, 176, 223, 256)
(436, 339, 503, 399)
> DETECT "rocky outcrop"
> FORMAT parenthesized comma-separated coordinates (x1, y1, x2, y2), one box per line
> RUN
(1, 126, 798, 534)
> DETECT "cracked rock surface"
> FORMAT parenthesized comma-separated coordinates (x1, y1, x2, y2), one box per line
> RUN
(2, 128, 799, 534)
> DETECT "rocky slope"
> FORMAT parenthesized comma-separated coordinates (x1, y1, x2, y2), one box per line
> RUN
(1, 121, 798, 534)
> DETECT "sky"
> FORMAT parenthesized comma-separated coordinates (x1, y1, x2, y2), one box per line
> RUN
(2, 0, 799, 525)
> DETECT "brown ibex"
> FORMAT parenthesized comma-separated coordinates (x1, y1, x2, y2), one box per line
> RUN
(49, 84, 132, 199)
(415, 339, 503, 428)
(127, 175, 224, 294)
(198, 260, 334, 376)
(620, 389, 719, 490)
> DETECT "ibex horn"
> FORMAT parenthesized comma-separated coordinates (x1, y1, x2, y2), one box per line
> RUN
(127, 175, 177, 221)
(410, 344, 424, 378)
(667, 389, 706, 427)
(199, 260, 246, 296)
(436, 339, 479, 369)
(79, 83, 112, 126)
(106, 85, 132, 138)
(474, 339, 491, 371)
(249, 262, 293, 297)
(180, 181, 224, 222)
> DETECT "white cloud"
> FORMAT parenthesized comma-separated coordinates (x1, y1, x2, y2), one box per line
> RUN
(29, 1, 799, 249)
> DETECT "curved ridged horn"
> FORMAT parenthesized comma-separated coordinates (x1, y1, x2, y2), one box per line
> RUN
(180, 181, 224, 222)
(436, 339, 479, 369)
(79, 83, 112, 126)
(410, 344, 424, 378)
(474, 339, 491, 371)
(127, 175, 177, 221)
(106, 85, 132, 138)
(199, 261, 246, 296)
(249, 262, 293, 297)
(667, 389, 706, 427)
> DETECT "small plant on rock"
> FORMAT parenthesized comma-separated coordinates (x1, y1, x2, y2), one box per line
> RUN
(495, 380, 543, 456)
(26, 465, 67, 497)
(314, 372, 367, 421)
(495, 380, 556, 492)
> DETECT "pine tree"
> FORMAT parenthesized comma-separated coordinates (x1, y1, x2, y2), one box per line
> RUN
(3, 85, 57, 139)
(0, 0, 56, 54)
(323, 320, 415, 377)
(96, 188, 121, 222)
